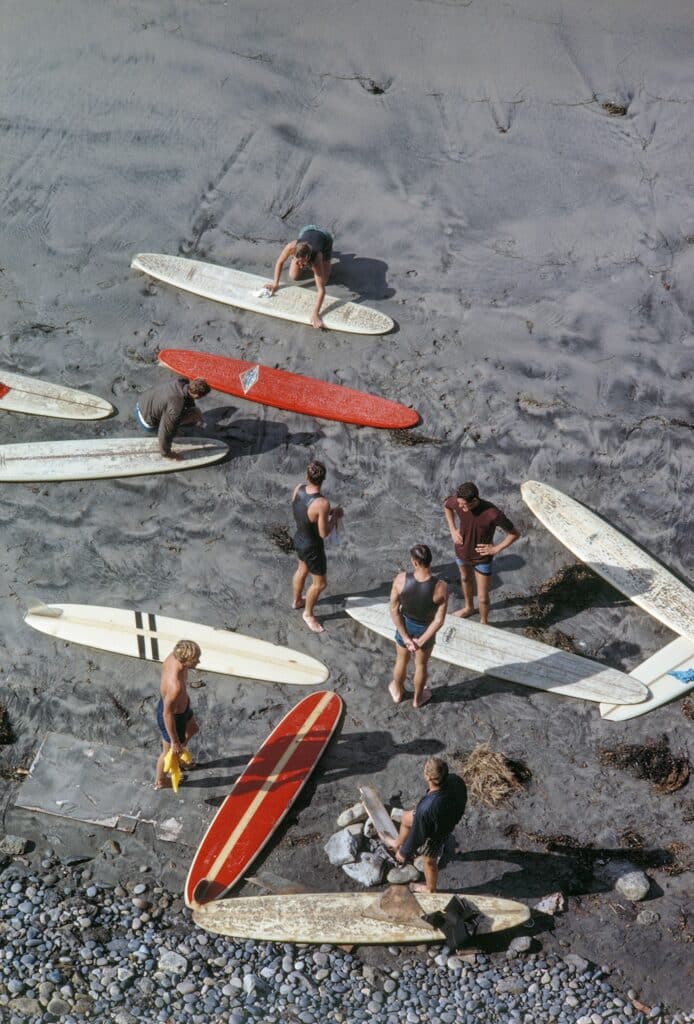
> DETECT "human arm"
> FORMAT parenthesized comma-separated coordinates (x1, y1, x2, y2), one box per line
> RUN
(389, 573, 417, 654)
(268, 242, 296, 293)
(158, 395, 185, 458)
(475, 513, 520, 558)
(413, 581, 449, 649)
(310, 496, 342, 540)
(443, 500, 463, 546)
(161, 693, 183, 756)
(310, 264, 327, 329)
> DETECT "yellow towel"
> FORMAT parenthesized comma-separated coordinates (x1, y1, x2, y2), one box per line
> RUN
(163, 748, 192, 793)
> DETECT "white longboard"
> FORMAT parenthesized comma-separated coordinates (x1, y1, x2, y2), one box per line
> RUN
(346, 599, 647, 705)
(521, 481, 694, 643)
(24, 604, 328, 686)
(0, 370, 114, 420)
(600, 636, 694, 721)
(131, 253, 394, 335)
(0, 437, 227, 482)
(193, 891, 530, 945)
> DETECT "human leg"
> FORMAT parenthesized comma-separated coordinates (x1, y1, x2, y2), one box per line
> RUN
(155, 740, 171, 789)
(302, 572, 327, 632)
(475, 567, 492, 624)
(292, 560, 310, 609)
(453, 562, 476, 618)
(389, 644, 411, 703)
(412, 648, 432, 708)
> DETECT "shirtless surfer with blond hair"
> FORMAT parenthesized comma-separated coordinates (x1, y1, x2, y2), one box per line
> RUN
(155, 640, 201, 789)
(267, 225, 334, 329)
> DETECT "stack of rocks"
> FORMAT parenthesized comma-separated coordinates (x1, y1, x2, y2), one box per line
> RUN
(323, 800, 424, 886)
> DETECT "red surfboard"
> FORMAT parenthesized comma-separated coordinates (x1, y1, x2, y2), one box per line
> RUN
(184, 690, 342, 908)
(158, 349, 420, 429)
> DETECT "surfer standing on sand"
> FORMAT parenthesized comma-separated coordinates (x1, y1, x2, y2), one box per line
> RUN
(291, 459, 343, 634)
(135, 376, 211, 459)
(384, 757, 467, 893)
(155, 640, 201, 789)
(443, 482, 519, 623)
(388, 544, 448, 708)
(267, 225, 333, 329)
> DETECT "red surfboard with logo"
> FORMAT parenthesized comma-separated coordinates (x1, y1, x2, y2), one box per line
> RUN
(158, 349, 419, 429)
(184, 691, 342, 908)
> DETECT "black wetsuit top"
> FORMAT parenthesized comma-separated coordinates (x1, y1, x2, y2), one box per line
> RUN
(399, 572, 439, 625)
(293, 485, 322, 550)
(298, 227, 332, 263)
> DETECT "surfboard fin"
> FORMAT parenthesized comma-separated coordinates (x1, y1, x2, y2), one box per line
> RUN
(27, 603, 63, 618)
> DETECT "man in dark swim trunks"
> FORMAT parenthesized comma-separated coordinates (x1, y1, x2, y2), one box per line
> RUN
(443, 481, 520, 624)
(389, 544, 449, 708)
(268, 225, 334, 328)
(291, 459, 343, 634)
(155, 639, 201, 789)
(384, 757, 467, 892)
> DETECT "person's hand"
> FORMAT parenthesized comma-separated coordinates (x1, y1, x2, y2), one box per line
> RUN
(451, 530, 463, 545)
(163, 451, 184, 461)
(266, 282, 279, 295)
(171, 741, 183, 756)
(311, 312, 324, 329)
(405, 637, 418, 654)
(475, 543, 496, 557)
(395, 849, 406, 864)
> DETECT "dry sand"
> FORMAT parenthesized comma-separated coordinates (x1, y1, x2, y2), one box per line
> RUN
(1, 0, 692, 1011)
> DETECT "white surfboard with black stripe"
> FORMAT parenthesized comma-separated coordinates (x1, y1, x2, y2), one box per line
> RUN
(24, 604, 328, 686)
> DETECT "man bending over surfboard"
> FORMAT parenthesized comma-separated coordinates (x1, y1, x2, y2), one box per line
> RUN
(155, 640, 201, 789)
(383, 757, 467, 893)
(291, 459, 343, 634)
(443, 481, 519, 624)
(268, 225, 333, 329)
(136, 376, 211, 459)
(389, 544, 448, 708)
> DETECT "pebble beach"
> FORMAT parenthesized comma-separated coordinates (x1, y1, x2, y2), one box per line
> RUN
(1, 1, 692, 1022)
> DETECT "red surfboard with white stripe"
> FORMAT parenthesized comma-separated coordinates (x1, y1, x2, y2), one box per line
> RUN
(184, 691, 342, 908)
(158, 349, 420, 429)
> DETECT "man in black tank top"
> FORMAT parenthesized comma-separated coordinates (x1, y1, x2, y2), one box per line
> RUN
(267, 224, 334, 328)
(389, 544, 448, 708)
(291, 459, 343, 633)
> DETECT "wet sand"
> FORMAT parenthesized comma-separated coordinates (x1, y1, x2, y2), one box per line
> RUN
(1, 0, 692, 1012)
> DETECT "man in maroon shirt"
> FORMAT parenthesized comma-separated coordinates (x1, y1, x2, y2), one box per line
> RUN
(443, 482, 520, 624)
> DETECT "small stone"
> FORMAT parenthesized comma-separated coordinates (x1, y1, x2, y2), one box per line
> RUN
(615, 871, 650, 902)
(0, 834, 30, 856)
(47, 996, 72, 1015)
(386, 864, 420, 884)
(506, 936, 532, 958)
(158, 950, 189, 976)
(347, 823, 365, 836)
(636, 909, 660, 926)
(337, 802, 367, 828)
(497, 978, 526, 994)
(9, 997, 43, 1016)
(324, 829, 361, 867)
(534, 892, 566, 915)
(390, 807, 405, 823)
(565, 953, 590, 973)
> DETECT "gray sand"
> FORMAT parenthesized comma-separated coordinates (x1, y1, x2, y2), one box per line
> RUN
(1, 0, 692, 1012)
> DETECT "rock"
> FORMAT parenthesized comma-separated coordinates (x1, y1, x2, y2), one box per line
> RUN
(347, 823, 365, 836)
(158, 949, 189, 975)
(0, 834, 30, 856)
(324, 829, 361, 866)
(636, 909, 660, 926)
(337, 802, 367, 828)
(565, 953, 590, 973)
(9, 997, 43, 1016)
(386, 864, 421, 884)
(47, 996, 72, 1015)
(615, 871, 650, 902)
(390, 807, 405, 823)
(342, 852, 386, 887)
(497, 978, 526, 994)
(506, 935, 532, 958)
(534, 892, 566, 915)
(363, 818, 377, 839)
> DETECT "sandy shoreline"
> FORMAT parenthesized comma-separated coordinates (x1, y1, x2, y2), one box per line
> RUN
(1, 0, 692, 1015)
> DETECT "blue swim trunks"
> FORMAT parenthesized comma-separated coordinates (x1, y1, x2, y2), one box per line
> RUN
(156, 698, 193, 744)
(395, 615, 435, 652)
(455, 558, 493, 576)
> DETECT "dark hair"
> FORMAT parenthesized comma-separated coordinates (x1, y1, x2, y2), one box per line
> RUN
(410, 543, 432, 567)
(306, 460, 327, 485)
(188, 378, 211, 399)
(294, 241, 313, 263)
(456, 481, 479, 501)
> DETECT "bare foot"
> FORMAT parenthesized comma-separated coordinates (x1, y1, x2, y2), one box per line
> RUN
(154, 778, 172, 790)
(410, 882, 434, 893)
(302, 613, 325, 634)
(452, 606, 476, 619)
(413, 688, 432, 709)
(388, 681, 404, 704)
(292, 598, 306, 610)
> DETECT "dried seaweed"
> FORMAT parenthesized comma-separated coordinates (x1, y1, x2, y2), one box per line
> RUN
(522, 563, 622, 628)
(620, 828, 645, 849)
(388, 429, 444, 447)
(682, 697, 694, 722)
(266, 524, 295, 553)
(598, 735, 690, 794)
(523, 626, 579, 653)
(455, 743, 531, 807)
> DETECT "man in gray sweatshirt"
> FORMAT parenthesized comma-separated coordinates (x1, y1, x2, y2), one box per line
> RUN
(135, 376, 211, 458)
